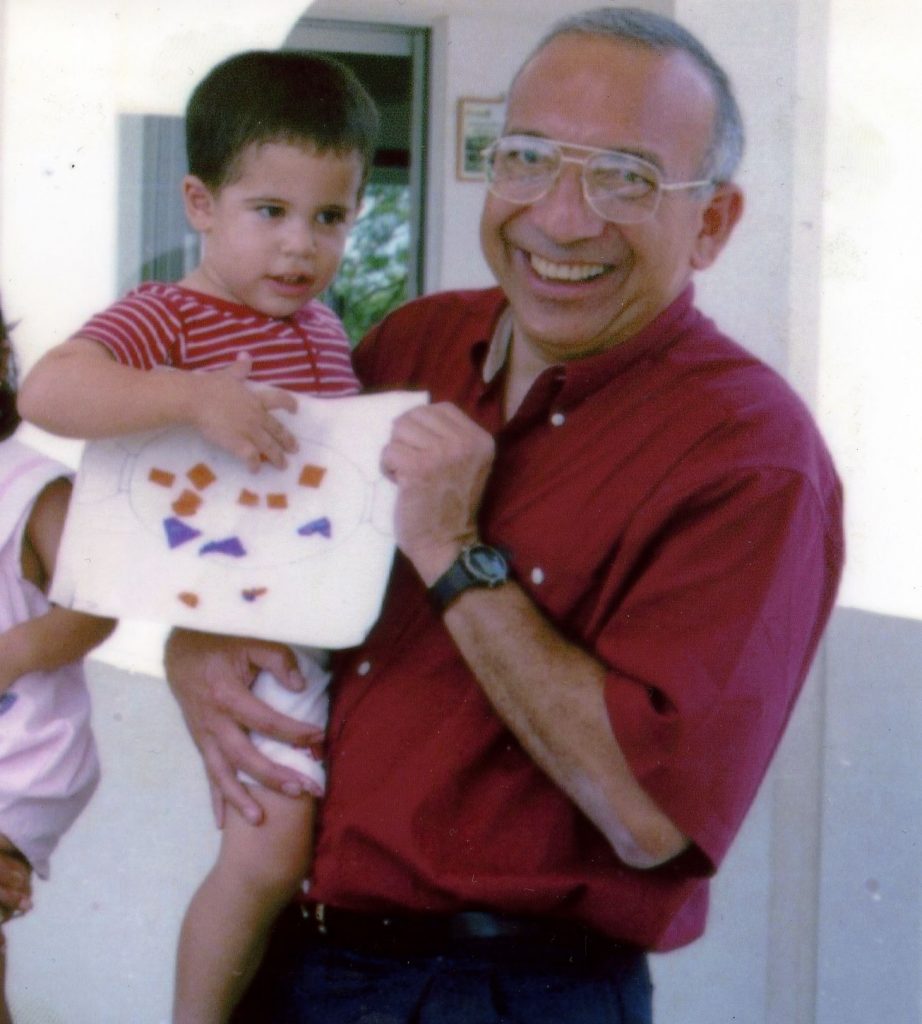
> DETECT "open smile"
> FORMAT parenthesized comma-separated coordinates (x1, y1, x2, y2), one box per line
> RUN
(528, 252, 610, 283)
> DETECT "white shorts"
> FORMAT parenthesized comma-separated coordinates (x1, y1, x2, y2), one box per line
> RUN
(243, 646, 331, 796)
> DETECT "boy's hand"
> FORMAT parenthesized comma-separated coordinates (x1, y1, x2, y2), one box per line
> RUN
(191, 353, 299, 472)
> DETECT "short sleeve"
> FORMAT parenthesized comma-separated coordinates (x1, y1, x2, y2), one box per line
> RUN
(600, 462, 843, 871)
(75, 288, 181, 369)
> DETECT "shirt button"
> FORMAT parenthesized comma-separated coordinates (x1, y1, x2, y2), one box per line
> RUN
(550, 411, 566, 427)
(530, 567, 545, 585)
(356, 660, 372, 676)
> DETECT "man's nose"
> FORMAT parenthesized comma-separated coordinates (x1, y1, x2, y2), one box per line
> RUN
(530, 162, 606, 242)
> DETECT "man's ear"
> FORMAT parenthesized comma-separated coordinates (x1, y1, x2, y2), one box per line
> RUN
(182, 175, 216, 231)
(690, 183, 744, 270)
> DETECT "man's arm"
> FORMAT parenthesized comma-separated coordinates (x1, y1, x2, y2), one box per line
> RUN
(445, 584, 687, 868)
(18, 338, 298, 471)
(381, 403, 688, 868)
(165, 403, 686, 860)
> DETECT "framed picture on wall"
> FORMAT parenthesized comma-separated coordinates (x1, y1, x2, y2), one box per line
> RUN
(456, 96, 506, 180)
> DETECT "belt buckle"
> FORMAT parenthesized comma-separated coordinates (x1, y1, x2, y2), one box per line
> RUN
(310, 902, 327, 935)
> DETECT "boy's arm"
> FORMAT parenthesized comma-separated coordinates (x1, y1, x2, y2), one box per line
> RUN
(18, 338, 298, 471)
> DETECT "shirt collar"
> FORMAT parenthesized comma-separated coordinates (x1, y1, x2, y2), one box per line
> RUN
(482, 306, 515, 384)
(478, 284, 699, 407)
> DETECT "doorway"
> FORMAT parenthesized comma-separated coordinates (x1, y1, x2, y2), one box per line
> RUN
(282, 17, 430, 342)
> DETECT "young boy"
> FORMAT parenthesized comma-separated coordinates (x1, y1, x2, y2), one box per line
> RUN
(19, 50, 379, 1023)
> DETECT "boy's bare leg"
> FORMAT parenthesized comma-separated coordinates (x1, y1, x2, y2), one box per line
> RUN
(173, 789, 315, 1024)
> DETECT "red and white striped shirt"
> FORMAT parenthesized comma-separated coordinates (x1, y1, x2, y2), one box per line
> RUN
(75, 282, 359, 396)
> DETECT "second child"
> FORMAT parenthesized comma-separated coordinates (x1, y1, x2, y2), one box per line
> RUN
(19, 50, 379, 1024)
(0, 314, 114, 1024)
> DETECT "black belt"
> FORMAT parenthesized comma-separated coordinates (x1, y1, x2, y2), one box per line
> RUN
(298, 902, 638, 966)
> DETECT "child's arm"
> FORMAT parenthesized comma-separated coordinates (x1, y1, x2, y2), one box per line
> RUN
(0, 609, 114, 695)
(0, 844, 32, 921)
(0, 476, 114, 694)
(18, 338, 298, 471)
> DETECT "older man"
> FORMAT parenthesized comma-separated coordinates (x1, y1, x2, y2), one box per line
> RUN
(165, 7, 843, 1022)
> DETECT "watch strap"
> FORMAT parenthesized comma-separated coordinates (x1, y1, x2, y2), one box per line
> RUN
(428, 543, 509, 612)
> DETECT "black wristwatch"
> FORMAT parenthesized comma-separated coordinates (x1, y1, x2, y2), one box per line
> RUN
(428, 543, 510, 612)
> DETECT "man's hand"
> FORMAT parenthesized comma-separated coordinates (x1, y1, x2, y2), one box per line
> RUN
(189, 353, 299, 472)
(381, 403, 496, 584)
(164, 629, 324, 826)
(0, 845, 32, 927)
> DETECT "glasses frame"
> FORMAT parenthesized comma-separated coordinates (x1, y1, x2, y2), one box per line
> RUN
(481, 134, 716, 224)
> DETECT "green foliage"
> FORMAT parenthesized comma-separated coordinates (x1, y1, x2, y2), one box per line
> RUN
(326, 183, 411, 345)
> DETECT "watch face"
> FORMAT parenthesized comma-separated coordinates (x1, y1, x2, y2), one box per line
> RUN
(464, 544, 508, 583)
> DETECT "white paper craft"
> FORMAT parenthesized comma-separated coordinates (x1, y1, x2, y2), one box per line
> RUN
(51, 390, 428, 648)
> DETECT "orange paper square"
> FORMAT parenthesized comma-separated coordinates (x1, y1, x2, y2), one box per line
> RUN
(148, 467, 175, 488)
(172, 490, 203, 517)
(298, 464, 326, 488)
(187, 462, 217, 490)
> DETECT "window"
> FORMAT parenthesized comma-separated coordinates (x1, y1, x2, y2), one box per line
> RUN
(283, 19, 429, 342)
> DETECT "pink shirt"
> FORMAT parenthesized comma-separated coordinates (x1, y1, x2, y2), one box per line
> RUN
(0, 437, 99, 878)
(308, 286, 844, 951)
(76, 282, 359, 396)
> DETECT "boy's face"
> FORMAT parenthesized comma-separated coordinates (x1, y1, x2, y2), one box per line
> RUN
(183, 141, 364, 319)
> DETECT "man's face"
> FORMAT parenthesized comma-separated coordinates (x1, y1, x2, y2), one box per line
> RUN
(480, 33, 738, 365)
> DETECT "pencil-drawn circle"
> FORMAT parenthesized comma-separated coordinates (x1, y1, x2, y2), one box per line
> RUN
(70, 439, 138, 504)
(126, 430, 370, 569)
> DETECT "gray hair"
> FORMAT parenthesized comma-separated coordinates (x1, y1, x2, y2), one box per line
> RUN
(520, 6, 745, 183)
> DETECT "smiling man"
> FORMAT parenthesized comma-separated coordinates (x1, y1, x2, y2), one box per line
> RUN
(166, 8, 844, 1023)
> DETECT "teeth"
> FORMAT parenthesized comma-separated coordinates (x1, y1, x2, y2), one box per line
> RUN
(530, 254, 606, 282)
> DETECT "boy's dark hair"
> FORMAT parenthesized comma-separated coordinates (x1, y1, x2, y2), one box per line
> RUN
(0, 308, 20, 441)
(185, 50, 380, 190)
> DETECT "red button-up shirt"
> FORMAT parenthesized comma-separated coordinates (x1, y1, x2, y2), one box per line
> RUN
(309, 285, 844, 951)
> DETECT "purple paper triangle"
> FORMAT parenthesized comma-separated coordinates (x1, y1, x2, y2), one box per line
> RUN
(164, 516, 202, 549)
(199, 536, 247, 558)
(297, 517, 332, 539)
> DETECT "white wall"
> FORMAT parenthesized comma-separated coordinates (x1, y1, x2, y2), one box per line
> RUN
(0, 0, 307, 377)
(818, 0, 922, 621)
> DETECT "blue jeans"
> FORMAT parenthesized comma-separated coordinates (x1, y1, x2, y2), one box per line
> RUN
(231, 908, 653, 1024)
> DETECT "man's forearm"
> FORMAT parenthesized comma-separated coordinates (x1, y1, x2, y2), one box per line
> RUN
(442, 580, 688, 868)
(381, 402, 688, 867)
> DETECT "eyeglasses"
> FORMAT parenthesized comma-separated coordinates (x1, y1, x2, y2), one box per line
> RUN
(482, 135, 714, 225)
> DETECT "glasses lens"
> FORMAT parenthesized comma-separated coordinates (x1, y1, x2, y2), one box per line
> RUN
(584, 152, 660, 224)
(485, 136, 559, 203)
